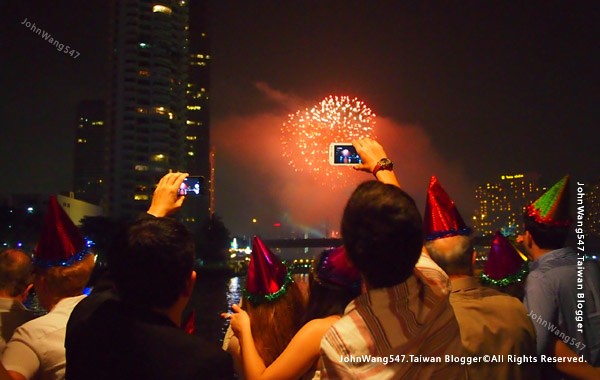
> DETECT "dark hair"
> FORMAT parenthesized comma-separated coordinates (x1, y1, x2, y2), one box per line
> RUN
(523, 213, 568, 250)
(0, 249, 33, 297)
(303, 277, 361, 325)
(342, 181, 423, 288)
(108, 217, 195, 309)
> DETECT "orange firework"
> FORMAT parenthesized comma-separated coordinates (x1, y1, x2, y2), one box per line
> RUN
(281, 95, 376, 186)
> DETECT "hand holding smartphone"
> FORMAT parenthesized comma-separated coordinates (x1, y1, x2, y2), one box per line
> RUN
(328, 143, 361, 165)
(178, 176, 204, 196)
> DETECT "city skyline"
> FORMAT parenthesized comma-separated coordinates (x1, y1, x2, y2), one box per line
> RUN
(1, 1, 598, 235)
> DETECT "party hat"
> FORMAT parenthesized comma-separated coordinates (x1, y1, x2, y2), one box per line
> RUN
(424, 176, 471, 241)
(244, 236, 293, 303)
(481, 231, 528, 286)
(183, 309, 195, 334)
(34, 195, 90, 268)
(313, 246, 361, 290)
(525, 175, 571, 226)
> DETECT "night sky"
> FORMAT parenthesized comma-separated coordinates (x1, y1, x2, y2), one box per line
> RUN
(1, 1, 599, 235)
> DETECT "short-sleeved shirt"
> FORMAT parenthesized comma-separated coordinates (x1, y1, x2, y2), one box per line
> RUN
(524, 247, 600, 379)
(319, 252, 466, 379)
(2, 295, 86, 380)
(0, 298, 35, 357)
(450, 276, 539, 380)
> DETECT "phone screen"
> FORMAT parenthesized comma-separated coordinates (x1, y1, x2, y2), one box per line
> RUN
(333, 144, 361, 165)
(178, 176, 204, 196)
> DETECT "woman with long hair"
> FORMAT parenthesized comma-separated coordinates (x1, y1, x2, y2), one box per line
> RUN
(224, 246, 362, 380)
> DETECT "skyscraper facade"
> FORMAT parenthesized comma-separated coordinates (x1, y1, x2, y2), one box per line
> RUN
(107, 0, 191, 218)
(74, 100, 106, 205)
(181, 0, 211, 231)
(473, 173, 543, 236)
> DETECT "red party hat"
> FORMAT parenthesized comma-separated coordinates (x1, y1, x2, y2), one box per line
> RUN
(424, 176, 471, 241)
(183, 309, 195, 334)
(244, 236, 292, 303)
(525, 175, 571, 226)
(313, 246, 361, 289)
(481, 231, 528, 286)
(34, 195, 89, 268)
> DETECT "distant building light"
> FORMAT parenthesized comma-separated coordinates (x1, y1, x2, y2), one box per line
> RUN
(27, 207, 34, 213)
(152, 5, 172, 15)
(152, 154, 166, 162)
(187, 151, 194, 156)
(134, 194, 149, 201)
(17, 242, 22, 247)
(274, 223, 281, 227)
(186, 136, 197, 140)
(134, 165, 149, 171)
(187, 105, 201, 111)
(139, 42, 148, 48)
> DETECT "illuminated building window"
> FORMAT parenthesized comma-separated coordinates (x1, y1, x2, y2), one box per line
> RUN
(91, 121, 104, 125)
(152, 5, 172, 15)
(187, 151, 194, 156)
(134, 194, 149, 201)
(186, 120, 197, 125)
(186, 136, 197, 140)
(138, 70, 150, 76)
(187, 105, 201, 110)
(152, 154, 166, 162)
(139, 42, 148, 48)
(137, 107, 148, 114)
(168, 112, 174, 120)
(134, 165, 149, 171)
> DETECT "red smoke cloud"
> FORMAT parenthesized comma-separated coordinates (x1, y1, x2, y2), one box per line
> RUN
(212, 85, 475, 236)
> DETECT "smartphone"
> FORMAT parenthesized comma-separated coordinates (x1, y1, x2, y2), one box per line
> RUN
(178, 176, 204, 196)
(328, 143, 361, 165)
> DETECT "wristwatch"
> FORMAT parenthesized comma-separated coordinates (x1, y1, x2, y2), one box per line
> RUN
(372, 158, 393, 177)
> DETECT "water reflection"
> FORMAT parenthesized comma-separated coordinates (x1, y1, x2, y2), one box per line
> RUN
(188, 273, 310, 345)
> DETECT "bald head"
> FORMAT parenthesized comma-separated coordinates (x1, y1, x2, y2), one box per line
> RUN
(0, 249, 33, 298)
(424, 235, 474, 277)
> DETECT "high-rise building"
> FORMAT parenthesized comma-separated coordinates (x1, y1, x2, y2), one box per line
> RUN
(473, 173, 543, 236)
(107, 0, 191, 218)
(73, 100, 106, 205)
(180, 0, 211, 232)
(584, 178, 600, 238)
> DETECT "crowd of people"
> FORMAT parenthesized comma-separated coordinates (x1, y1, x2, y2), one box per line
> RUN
(0, 138, 599, 380)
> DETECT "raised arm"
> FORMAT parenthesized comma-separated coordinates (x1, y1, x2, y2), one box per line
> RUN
(224, 304, 330, 380)
(352, 138, 400, 188)
(146, 172, 189, 217)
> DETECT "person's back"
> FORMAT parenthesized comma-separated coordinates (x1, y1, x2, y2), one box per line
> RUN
(65, 173, 234, 380)
(450, 279, 538, 378)
(422, 179, 538, 380)
(319, 168, 465, 379)
(525, 247, 600, 365)
(0, 249, 35, 357)
(66, 290, 232, 380)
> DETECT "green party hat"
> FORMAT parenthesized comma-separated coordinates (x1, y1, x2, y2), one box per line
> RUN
(525, 175, 571, 226)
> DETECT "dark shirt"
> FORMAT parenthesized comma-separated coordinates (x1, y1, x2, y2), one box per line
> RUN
(65, 290, 234, 380)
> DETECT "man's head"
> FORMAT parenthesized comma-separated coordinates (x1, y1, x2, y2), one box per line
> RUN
(342, 181, 423, 289)
(33, 253, 95, 310)
(0, 249, 33, 301)
(522, 213, 569, 253)
(108, 217, 196, 309)
(424, 235, 474, 277)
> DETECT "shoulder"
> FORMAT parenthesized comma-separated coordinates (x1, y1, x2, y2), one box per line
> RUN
(301, 316, 340, 336)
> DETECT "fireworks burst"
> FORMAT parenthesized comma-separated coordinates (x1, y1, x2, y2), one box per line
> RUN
(281, 95, 376, 186)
